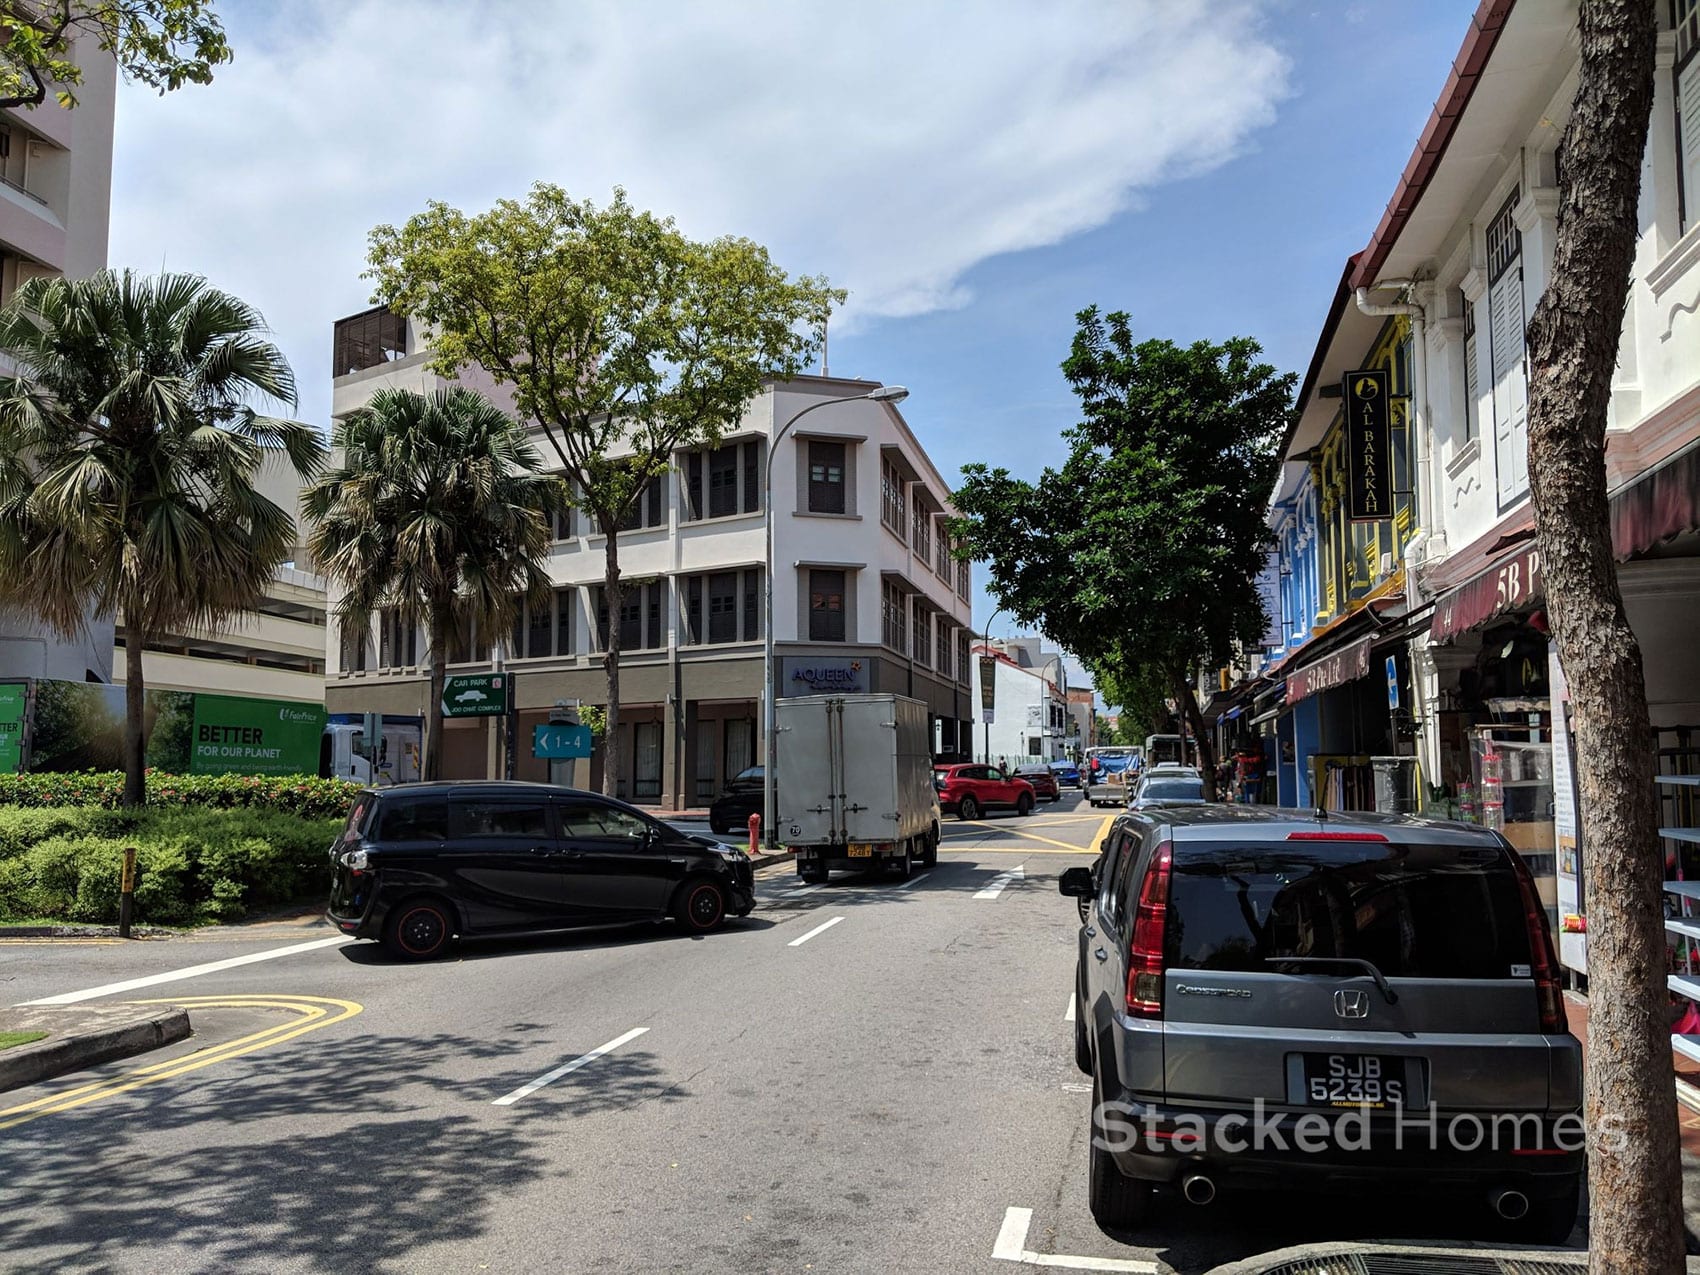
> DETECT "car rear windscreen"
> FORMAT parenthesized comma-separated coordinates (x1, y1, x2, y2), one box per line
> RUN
(1141, 779, 1204, 801)
(1167, 842, 1532, 980)
(376, 796, 448, 842)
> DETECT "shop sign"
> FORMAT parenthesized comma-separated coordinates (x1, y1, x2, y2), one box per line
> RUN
(0, 682, 24, 774)
(978, 655, 998, 723)
(783, 658, 868, 695)
(190, 694, 326, 776)
(1429, 543, 1542, 642)
(1284, 636, 1373, 704)
(1344, 369, 1391, 522)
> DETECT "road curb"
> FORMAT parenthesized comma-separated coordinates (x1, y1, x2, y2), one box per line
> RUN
(1200, 1240, 1643, 1274)
(0, 1006, 192, 1093)
(750, 851, 794, 870)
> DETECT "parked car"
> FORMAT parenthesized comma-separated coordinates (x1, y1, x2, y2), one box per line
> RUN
(1014, 764, 1062, 802)
(1125, 771, 1207, 810)
(326, 781, 756, 960)
(1058, 807, 1580, 1242)
(933, 764, 1036, 820)
(1050, 759, 1083, 788)
(709, 765, 764, 835)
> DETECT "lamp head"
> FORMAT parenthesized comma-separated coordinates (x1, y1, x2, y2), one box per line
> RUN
(866, 385, 909, 404)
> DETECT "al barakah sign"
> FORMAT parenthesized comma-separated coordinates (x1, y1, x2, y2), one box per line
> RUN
(1285, 636, 1374, 704)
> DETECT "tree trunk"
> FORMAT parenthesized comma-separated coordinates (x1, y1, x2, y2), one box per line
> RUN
(1522, 4, 1676, 1271)
(1173, 670, 1217, 798)
(601, 529, 623, 799)
(122, 623, 147, 808)
(424, 607, 448, 782)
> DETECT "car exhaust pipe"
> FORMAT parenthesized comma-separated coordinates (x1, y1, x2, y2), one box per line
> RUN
(1491, 1188, 1530, 1221)
(1181, 1174, 1216, 1206)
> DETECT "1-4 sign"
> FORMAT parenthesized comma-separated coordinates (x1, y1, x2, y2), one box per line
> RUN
(442, 673, 509, 718)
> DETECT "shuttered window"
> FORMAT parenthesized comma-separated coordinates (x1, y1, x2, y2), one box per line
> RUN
(1461, 290, 1479, 444)
(1679, 0, 1700, 232)
(1487, 190, 1528, 505)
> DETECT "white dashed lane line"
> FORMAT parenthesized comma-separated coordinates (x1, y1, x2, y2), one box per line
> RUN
(974, 864, 1026, 900)
(787, 916, 845, 948)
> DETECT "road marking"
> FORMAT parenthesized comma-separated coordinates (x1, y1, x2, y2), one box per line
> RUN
(1064, 995, 1076, 1022)
(974, 865, 1025, 900)
(788, 915, 845, 947)
(992, 1206, 1157, 1272)
(953, 823, 1097, 855)
(491, 1026, 650, 1107)
(19, 935, 355, 1006)
(0, 994, 362, 1130)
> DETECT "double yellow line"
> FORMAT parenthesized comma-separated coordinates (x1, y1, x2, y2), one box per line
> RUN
(0, 993, 362, 1131)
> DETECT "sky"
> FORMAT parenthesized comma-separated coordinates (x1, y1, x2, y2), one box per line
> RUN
(109, 0, 1479, 693)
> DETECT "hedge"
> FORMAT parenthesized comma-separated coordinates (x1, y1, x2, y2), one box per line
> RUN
(0, 806, 345, 926)
(0, 771, 361, 820)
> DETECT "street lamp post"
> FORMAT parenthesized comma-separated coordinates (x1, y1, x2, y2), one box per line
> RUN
(979, 606, 1005, 765)
(763, 383, 909, 851)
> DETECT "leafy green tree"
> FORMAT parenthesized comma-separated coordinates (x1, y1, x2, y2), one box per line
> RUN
(0, 270, 321, 806)
(0, 0, 231, 110)
(365, 184, 841, 796)
(306, 387, 561, 782)
(954, 310, 1292, 789)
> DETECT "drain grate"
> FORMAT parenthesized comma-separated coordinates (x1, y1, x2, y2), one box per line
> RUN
(1247, 1251, 1584, 1275)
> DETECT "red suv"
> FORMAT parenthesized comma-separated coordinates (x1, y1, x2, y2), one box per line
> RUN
(933, 764, 1036, 820)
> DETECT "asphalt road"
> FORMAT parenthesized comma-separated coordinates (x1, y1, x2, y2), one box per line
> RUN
(0, 791, 1571, 1273)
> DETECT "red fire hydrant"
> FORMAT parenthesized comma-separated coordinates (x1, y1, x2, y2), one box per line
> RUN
(747, 812, 761, 857)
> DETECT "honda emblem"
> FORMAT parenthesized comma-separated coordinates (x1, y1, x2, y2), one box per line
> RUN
(1334, 989, 1370, 1020)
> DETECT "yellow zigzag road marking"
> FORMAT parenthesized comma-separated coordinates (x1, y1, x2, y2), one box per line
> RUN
(0, 994, 362, 1130)
(949, 822, 1099, 855)
(936, 845, 1094, 856)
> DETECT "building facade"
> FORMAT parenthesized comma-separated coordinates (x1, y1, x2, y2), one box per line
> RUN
(1228, 0, 1700, 1009)
(0, 38, 116, 683)
(325, 310, 974, 807)
(969, 638, 1070, 765)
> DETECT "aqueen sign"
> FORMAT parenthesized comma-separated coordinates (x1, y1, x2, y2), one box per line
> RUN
(1285, 636, 1374, 704)
(781, 658, 868, 694)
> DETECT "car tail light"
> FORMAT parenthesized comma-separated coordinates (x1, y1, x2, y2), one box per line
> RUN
(341, 848, 370, 876)
(1125, 843, 1172, 1018)
(1285, 830, 1389, 842)
(1509, 849, 1568, 1033)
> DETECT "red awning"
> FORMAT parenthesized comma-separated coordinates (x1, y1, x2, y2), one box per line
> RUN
(1612, 441, 1700, 559)
(1430, 439, 1700, 643)
(1429, 540, 1541, 642)
(1285, 635, 1375, 704)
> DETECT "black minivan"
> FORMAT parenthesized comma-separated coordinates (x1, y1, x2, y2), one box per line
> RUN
(327, 782, 756, 959)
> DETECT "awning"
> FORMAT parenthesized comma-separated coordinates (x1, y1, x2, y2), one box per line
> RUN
(1430, 438, 1700, 644)
(1222, 705, 1244, 721)
(1612, 438, 1700, 559)
(1429, 540, 1541, 643)
(1285, 634, 1375, 704)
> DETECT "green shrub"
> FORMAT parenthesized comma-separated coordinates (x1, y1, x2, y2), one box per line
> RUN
(0, 771, 360, 820)
(0, 806, 344, 925)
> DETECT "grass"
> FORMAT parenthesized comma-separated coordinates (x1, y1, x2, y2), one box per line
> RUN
(0, 1031, 47, 1050)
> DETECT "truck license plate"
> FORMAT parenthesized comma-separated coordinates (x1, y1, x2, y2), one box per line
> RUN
(848, 844, 873, 857)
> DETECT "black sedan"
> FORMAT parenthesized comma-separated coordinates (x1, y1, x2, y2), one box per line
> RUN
(1014, 764, 1062, 802)
(710, 765, 765, 835)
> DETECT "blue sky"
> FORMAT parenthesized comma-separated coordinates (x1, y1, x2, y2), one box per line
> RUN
(109, 0, 1481, 683)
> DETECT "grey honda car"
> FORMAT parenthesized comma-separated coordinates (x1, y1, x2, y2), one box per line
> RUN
(1060, 806, 1581, 1242)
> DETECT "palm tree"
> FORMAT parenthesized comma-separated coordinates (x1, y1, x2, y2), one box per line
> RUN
(0, 270, 324, 807)
(306, 387, 560, 780)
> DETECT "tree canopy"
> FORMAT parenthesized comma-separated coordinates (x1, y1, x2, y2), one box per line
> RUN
(953, 308, 1293, 774)
(365, 183, 841, 796)
(0, 1, 231, 110)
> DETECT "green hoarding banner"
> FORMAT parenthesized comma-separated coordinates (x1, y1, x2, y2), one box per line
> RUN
(0, 682, 24, 774)
(190, 694, 325, 777)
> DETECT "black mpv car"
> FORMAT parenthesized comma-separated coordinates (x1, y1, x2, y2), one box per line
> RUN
(327, 781, 756, 960)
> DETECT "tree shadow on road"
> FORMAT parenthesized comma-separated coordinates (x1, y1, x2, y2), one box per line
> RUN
(0, 1025, 691, 1273)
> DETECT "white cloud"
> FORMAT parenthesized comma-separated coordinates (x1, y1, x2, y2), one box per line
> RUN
(110, 0, 1289, 426)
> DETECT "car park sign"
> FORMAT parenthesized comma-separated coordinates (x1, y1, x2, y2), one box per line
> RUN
(442, 673, 510, 718)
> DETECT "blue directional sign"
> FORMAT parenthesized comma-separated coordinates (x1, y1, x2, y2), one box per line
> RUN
(1386, 655, 1400, 711)
(533, 723, 593, 760)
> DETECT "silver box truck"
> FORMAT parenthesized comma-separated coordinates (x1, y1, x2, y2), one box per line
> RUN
(775, 693, 942, 883)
